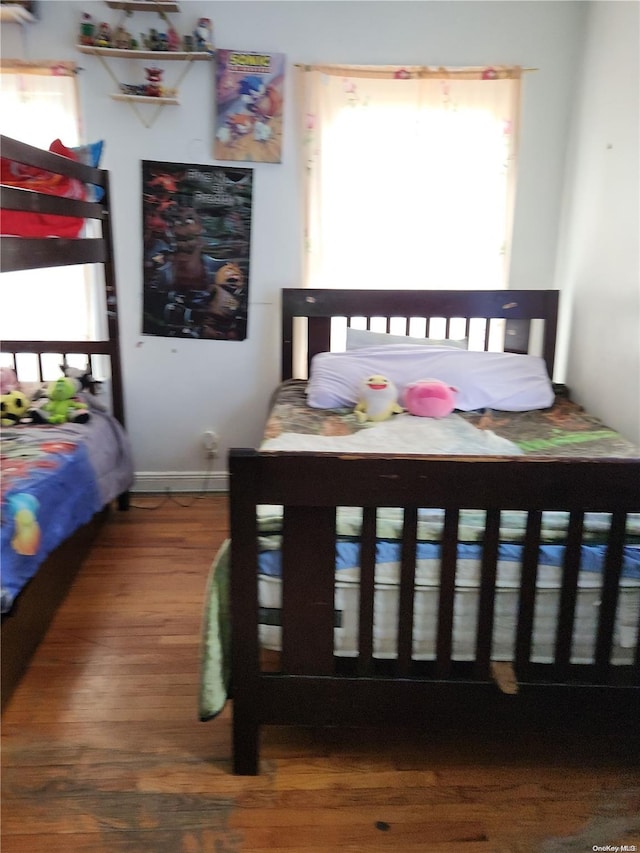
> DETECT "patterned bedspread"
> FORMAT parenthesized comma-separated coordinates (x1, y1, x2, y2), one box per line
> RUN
(262, 380, 639, 458)
(1, 410, 133, 614)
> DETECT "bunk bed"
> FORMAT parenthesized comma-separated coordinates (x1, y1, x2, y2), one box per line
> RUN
(1, 134, 133, 710)
(202, 288, 640, 774)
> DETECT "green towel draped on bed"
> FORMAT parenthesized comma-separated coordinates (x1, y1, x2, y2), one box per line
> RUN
(199, 541, 232, 721)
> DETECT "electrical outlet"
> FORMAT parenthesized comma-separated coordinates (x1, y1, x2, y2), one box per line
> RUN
(202, 429, 218, 458)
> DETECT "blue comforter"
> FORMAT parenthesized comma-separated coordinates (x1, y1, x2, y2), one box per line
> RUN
(1, 410, 133, 613)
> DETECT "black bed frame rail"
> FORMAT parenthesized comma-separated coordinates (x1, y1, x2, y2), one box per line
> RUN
(229, 449, 640, 773)
(281, 288, 559, 380)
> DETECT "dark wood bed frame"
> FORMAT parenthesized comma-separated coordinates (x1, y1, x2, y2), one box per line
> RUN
(228, 288, 640, 774)
(1, 134, 128, 710)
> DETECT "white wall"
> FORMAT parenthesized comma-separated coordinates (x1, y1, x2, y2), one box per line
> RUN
(554, 0, 640, 446)
(2, 1, 596, 488)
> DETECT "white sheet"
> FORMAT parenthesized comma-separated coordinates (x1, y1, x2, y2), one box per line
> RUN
(261, 412, 523, 456)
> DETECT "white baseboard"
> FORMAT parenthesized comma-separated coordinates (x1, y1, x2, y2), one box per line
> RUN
(131, 471, 228, 493)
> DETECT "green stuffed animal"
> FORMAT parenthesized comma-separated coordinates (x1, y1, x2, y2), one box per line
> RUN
(28, 377, 90, 425)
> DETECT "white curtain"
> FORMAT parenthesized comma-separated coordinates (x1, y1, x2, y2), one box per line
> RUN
(297, 65, 522, 290)
(0, 62, 103, 350)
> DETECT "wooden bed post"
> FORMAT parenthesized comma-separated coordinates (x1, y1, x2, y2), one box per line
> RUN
(229, 449, 262, 774)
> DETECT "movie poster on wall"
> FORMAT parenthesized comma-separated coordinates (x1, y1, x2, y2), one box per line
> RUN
(142, 160, 253, 340)
(214, 49, 285, 164)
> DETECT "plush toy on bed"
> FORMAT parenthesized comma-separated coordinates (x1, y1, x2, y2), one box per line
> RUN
(404, 378, 458, 418)
(61, 361, 103, 397)
(354, 374, 404, 423)
(0, 366, 19, 394)
(27, 377, 90, 425)
(0, 390, 31, 426)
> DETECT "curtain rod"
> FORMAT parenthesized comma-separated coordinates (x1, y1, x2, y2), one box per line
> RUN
(294, 64, 538, 70)
(1, 59, 78, 75)
(294, 63, 538, 75)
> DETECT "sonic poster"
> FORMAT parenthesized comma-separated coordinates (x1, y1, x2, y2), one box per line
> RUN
(142, 160, 253, 340)
(214, 49, 285, 164)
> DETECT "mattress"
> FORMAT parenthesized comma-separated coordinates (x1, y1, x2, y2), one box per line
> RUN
(256, 507, 640, 665)
(254, 383, 640, 665)
(1, 404, 134, 614)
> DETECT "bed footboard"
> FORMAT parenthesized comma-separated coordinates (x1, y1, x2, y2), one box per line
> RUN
(228, 449, 640, 774)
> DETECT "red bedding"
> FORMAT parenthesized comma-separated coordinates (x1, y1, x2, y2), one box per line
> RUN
(0, 139, 86, 238)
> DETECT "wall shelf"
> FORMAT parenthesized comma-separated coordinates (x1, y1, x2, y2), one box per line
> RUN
(76, 1, 213, 127)
(0, 3, 35, 22)
(111, 93, 179, 105)
(105, 1, 179, 11)
(76, 45, 211, 61)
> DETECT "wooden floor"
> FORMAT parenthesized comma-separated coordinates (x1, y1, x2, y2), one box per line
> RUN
(2, 494, 639, 852)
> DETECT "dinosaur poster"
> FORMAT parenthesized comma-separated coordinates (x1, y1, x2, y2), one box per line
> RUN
(214, 49, 285, 164)
(141, 159, 253, 340)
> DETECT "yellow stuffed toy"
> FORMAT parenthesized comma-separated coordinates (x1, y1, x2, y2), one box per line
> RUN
(354, 374, 404, 424)
(1, 390, 30, 426)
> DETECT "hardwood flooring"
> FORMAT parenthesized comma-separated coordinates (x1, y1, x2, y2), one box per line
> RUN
(2, 494, 639, 852)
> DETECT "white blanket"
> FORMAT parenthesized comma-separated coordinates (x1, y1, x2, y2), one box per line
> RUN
(260, 412, 523, 456)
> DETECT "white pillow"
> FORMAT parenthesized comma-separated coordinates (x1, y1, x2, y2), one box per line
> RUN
(346, 328, 467, 350)
(306, 345, 554, 412)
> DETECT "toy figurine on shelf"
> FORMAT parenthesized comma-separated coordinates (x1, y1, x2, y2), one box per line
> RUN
(142, 28, 162, 51)
(193, 17, 213, 52)
(94, 22, 112, 48)
(166, 24, 180, 52)
(79, 12, 95, 45)
(145, 67, 164, 97)
(120, 83, 148, 96)
(113, 25, 132, 50)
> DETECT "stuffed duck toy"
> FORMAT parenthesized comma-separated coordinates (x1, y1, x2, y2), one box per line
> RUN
(354, 374, 404, 423)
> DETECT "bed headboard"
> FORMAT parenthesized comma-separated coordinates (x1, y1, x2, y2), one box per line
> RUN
(0, 134, 125, 427)
(281, 288, 559, 382)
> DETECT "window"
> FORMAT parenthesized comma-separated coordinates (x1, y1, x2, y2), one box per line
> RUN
(0, 62, 104, 347)
(297, 65, 522, 291)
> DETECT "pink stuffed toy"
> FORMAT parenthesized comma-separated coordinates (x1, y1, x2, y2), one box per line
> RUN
(0, 367, 19, 395)
(404, 378, 457, 418)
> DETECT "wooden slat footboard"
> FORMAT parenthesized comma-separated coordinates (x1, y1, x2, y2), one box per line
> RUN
(229, 449, 640, 774)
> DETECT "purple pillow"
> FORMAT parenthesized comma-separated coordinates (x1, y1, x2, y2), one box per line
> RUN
(306, 345, 554, 412)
